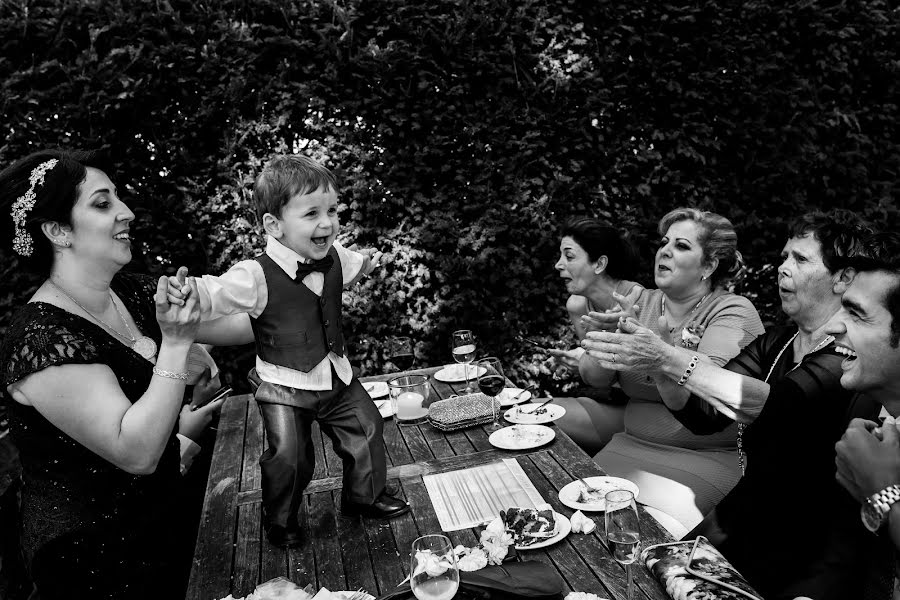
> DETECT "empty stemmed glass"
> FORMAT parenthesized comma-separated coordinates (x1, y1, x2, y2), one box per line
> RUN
(477, 357, 505, 431)
(605, 489, 641, 600)
(411, 534, 459, 600)
(388, 336, 415, 372)
(451, 330, 477, 393)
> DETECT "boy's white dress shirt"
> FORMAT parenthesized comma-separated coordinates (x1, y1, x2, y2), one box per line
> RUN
(193, 236, 365, 391)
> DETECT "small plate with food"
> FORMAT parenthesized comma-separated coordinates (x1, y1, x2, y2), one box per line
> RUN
(363, 381, 389, 399)
(488, 424, 555, 450)
(497, 387, 533, 406)
(504, 403, 565, 425)
(487, 506, 571, 550)
(558, 476, 639, 512)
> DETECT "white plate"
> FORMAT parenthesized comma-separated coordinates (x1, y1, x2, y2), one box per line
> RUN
(363, 380, 389, 399)
(558, 476, 640, 512)
(488, 424, 555, 450)
(497, 387, 533, 406)
(487, 511, 571, 550)
(374, 399, 394, 419)
(433, 364, 487, 383)
(504, 403, 566, 425)
(334, 592, 374, 600)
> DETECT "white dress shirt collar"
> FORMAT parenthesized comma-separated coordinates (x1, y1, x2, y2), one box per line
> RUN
(265, 235, 319, 278)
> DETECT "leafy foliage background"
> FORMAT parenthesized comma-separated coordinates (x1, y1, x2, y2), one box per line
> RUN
(1, 0, 898, 394)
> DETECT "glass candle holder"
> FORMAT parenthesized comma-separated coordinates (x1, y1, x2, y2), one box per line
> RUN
(389, 374, 430, 424)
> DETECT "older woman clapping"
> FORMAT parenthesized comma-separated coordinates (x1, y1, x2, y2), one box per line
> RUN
(586, 213, 877, 598)
(576, 208, 764, 538)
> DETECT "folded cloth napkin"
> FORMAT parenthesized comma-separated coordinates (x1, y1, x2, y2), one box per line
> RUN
(376, 561, 564, 600)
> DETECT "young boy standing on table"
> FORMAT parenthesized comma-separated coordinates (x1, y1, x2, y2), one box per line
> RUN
(168, 155, 408, 547)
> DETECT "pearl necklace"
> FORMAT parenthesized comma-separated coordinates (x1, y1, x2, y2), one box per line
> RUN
(49, 281, 158, 361)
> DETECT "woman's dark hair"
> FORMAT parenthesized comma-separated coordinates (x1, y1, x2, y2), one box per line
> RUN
(0, 149, 112, 274)
(658, 207, 744, 288)
(561, 217, 638, 280)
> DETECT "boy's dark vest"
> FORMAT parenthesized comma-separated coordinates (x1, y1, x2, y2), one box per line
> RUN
(250, 248, 345, 372)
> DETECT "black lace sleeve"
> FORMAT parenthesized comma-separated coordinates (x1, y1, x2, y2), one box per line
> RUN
(0, 272, 161, 390)
(0, 303, 105, 388)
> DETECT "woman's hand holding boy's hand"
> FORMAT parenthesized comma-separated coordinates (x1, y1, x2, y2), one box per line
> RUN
(155, 274, 200, 346)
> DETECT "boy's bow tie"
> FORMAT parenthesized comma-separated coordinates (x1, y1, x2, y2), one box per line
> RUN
(295, 255, 334, 280)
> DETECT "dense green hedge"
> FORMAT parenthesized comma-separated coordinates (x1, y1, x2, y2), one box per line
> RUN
(2, 0, 898, 394)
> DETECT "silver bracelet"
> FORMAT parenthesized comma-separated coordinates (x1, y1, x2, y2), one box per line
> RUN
(677, 355, 700, 386)
(152, 366, 188, 381)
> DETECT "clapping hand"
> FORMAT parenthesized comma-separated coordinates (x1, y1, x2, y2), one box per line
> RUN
(582, 317, 669, 373)
(580, 287, 642, 334)
(546, 346, 585, 371)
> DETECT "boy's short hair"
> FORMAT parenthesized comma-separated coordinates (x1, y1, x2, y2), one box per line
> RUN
(253, 155, 338, 222)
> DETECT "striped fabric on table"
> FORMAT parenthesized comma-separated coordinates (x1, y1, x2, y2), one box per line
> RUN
(423, 459, 546, 532)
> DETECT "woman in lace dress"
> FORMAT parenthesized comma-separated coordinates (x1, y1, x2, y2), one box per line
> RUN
(0, 150, 248, 599)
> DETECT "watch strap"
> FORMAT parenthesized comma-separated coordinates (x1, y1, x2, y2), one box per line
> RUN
(867, 484, 900, 524)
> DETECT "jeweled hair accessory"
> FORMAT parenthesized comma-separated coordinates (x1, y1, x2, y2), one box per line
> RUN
(11, 158, 57, 256)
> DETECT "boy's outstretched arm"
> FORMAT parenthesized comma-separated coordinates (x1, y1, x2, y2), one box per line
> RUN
(164, 266, 256, 346)
(343, 244, 383, 287)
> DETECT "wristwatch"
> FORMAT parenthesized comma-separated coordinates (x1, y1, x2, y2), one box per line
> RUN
(861, 484, 900, 532)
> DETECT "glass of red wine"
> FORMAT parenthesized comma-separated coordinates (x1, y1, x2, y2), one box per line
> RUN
(476, 357, 505, 431)
(451, 330, 477, 393)
(388, 336, 415, 372)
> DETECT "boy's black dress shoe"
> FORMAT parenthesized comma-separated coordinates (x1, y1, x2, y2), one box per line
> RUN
(265, 523, 304, 548)
(341, 490, 410, 518)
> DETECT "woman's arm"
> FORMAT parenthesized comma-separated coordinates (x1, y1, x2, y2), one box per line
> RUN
(6, 277, 199, 475)
(9, 343, 191, 475)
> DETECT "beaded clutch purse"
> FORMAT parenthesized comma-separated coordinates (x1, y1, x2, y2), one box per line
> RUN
(428, 393, 501, 431)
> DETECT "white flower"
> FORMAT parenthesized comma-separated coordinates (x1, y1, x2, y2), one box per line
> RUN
(483, 518, 507, 537)
(564, 592, 605, 600)
(485, 543, 508, 565)
(453, 545, 469, 557)
(457, 547, 488, 571)
(413, 549, 450, 577)
(480, 528, 513, 549)
(569, 510, 596, 534)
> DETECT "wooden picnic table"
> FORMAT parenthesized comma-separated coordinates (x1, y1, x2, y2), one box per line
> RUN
(186, 366, 674, 600)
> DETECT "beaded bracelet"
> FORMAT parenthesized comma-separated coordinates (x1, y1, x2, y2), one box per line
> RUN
(152, 366, 188, 381)
(677, 355, 700, 386)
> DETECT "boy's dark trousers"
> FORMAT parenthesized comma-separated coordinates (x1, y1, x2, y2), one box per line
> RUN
(254, 370, 386, 530)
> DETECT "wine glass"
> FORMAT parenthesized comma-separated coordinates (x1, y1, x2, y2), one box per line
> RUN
(605, 489, 641, 600)
(410, 534, 459, 600)
(451, 330, 477, 393)
(388, 336, 415, 372)
(476, 357, 505, 431)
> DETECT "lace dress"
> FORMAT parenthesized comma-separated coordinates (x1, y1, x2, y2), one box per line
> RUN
(0, 273, 190, 599)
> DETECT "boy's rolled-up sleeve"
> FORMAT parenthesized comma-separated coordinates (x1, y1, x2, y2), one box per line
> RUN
(193, 259, 268, 320)
(333, 240, 367, 286)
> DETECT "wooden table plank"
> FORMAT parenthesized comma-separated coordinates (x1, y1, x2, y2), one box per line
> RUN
(232, 502, 262, 598)
(187, 395, 248, 600)
(241, 400, 263, 491)
(335, 492, 379, 594)
(308, 491, 346, 591)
